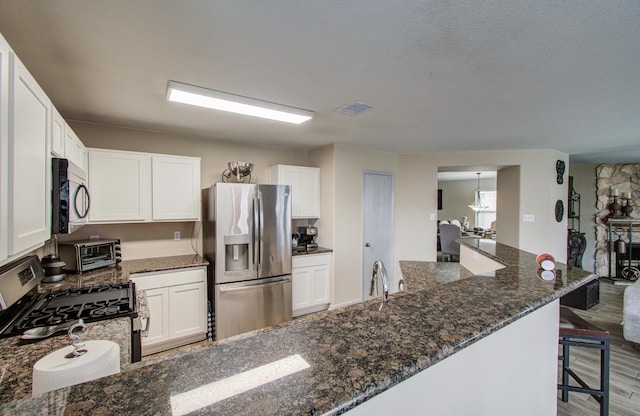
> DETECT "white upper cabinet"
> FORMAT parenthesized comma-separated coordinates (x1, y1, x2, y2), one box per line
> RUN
(7, 51, 51, 255)
(88, 148, 201, 223)
(0, 34, 9, 262)
(88, 149, 151, 222)
(152, 155, 201, 221)
(51, 107, 65, 157)
(271, 164, 320, 218)
(64, 125, 87, 171)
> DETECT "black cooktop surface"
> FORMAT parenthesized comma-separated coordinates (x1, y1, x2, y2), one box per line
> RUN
(0, 282, 134, 337)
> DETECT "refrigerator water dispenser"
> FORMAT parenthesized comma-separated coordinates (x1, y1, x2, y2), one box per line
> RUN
(224, 234, 249, 271)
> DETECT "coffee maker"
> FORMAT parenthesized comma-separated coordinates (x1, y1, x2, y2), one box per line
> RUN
(298, 227, 318, 251)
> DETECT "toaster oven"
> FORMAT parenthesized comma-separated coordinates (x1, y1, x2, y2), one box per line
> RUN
(58, 239, 121, 273)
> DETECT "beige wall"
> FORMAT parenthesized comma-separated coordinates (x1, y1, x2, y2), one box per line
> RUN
(396, 150, 569, 264)
(66, 121, 308, 260)
(496, 166, 520, 248)
(328, 144, 399, 307)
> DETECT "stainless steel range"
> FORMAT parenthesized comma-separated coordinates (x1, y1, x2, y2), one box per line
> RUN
(0, 255, 142, 362)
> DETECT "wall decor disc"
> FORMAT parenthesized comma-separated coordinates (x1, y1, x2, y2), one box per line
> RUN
(556, 160, 565, 184)
(555, 199, 564, 222)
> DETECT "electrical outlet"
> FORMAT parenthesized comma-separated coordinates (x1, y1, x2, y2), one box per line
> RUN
(89, 235, 100, 240)
(522, 214, 535, 222)
(174, 231, 181, 241)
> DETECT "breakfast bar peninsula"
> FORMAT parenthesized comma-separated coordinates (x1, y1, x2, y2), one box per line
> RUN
(0, 240, 595, 415)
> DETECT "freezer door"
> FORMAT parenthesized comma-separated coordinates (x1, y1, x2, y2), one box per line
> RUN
(214, 183, 257, 284)
(256, 184, 292, 278)
(214, 276, 292, 340)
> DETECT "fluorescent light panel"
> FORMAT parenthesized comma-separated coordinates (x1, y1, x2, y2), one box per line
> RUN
(167, 81, 313, 124)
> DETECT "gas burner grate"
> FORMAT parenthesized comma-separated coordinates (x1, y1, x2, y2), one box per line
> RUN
(14, 282, 135, 331)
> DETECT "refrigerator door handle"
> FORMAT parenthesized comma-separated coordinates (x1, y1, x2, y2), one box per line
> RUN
(257, 191, 264, 268)
(251, 195, 258, 265)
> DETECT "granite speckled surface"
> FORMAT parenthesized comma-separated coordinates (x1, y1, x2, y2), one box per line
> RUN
(0, 245, 595, 415)
(37, 254, 208, 293)
(292, 246, 333, 256)
(0, 254, 207, 404)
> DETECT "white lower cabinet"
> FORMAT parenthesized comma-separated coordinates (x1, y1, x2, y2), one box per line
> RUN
(292, 253, 331, 317)
(131, 266, 207, 356)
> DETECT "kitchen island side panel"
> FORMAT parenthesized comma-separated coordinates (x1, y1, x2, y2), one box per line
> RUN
(345, 300, 559, 416)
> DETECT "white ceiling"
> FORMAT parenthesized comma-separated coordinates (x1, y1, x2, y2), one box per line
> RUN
(1, 1, 639, 164)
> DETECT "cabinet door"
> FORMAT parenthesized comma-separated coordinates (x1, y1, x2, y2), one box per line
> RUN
(8, 52, 51, 255)
(169, 281, 206, 338)
(140, 287, 170, 347)
(300, 167, 320, 218)
(152, 155, 201, 221)
(88, 149, 151, 222)
(51, 107, 65, 157)
(271, 165, 320, 219)
(0, 35, 9, 262)
(292, 267, 313, 314)
(73, 135, 86, 171)
(312, 265, 331, 304)
(63, 124, 75, 161)
(278, 165, 303, 217)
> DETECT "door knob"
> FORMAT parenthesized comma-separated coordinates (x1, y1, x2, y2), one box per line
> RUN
(365, 243, 371, 247)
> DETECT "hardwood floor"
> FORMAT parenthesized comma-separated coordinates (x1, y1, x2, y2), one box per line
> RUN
(557, 281, 640, 416)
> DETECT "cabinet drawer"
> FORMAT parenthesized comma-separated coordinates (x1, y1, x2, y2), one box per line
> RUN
(131, 266, 206, 290)
(293, 253, 331, 269)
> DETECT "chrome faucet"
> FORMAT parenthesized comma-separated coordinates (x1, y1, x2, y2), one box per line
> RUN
(369, 259, 389, 310)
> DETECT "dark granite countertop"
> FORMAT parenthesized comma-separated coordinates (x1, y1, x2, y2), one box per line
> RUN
(0, 244, 595, 415)
(292, 246, 333, 256)
(37, 254, 208, 292)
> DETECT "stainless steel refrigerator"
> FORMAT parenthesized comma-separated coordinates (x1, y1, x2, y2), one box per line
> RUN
(202, 183, 292, 340)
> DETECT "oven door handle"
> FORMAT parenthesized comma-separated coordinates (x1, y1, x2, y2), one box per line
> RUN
(136, 289, 151, 337)
(141, 316, 150, 337)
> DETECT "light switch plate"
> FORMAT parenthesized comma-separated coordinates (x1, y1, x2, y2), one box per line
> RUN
(174, 231, 181, 241)
(523, 214, 535, 222)
(429, 213, 436, 221)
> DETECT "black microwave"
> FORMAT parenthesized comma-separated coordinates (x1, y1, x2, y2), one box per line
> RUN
(52, 158, 90, 234)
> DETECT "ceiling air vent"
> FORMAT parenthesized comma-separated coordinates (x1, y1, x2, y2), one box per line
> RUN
(336, 101, 374, 115)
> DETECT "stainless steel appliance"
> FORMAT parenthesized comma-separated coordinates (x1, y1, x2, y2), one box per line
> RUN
(202, 183, 292, 340)
(0, 255, 142, 362)
(52, 158, 90, 235)
(58, 239, 122, 273)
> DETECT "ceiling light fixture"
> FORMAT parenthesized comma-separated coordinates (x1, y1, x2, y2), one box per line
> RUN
(166, 81, 314, 124)
(468, 172, 489, 212)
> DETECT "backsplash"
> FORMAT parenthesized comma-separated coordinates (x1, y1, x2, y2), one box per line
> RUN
(56, 222, 200, 261)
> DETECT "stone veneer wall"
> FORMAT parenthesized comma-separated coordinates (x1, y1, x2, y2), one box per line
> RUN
(595, 164, 640, 277)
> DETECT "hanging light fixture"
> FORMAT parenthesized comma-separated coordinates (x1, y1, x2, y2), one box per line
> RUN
(468, 172, 488, 212)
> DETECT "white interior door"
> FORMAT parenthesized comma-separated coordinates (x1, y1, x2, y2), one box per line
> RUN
(362, 171, 394, 300)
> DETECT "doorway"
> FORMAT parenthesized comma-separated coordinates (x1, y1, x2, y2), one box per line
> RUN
(362, 171, 394, 301)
